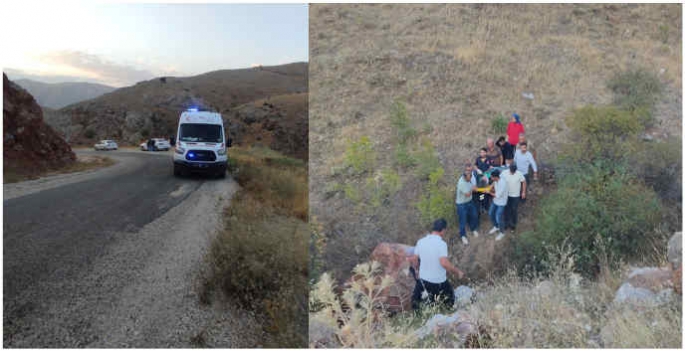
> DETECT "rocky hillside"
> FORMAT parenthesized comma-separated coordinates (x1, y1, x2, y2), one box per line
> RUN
(309, 4, 682, 278)
(52, 62, 308, 159)
(3, 74, 76, 179)
(14, 79, 115, 109)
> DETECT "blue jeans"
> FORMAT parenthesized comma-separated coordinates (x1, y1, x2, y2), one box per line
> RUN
(457, 201, 479, 237)
(489, 202, 505, 229)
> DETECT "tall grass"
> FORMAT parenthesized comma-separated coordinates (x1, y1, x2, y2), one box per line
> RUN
(310, 244, 682, 348)
(202, 146, 307, 347)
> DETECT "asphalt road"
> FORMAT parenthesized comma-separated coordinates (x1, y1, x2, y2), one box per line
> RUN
(3, 150, 256, 347)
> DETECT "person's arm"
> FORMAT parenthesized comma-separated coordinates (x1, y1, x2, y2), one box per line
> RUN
(521, 176, 527, 199)
(440, 257, 465, 279)
(407, 254, 419, 268)
(529, 153, 538, 180)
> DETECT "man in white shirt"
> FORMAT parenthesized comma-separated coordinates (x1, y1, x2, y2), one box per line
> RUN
(513, 142, 538, 185)
(487, 170, 508, 241)
(409, 219, 465, 310)
(502, 163, 526, 234)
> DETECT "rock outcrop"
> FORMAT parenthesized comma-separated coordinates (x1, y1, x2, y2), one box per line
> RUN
(346, 243, 416, 313)
(3, 74, 76, 177)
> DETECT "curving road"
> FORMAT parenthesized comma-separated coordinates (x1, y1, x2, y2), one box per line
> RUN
(3, 150, 262, 347)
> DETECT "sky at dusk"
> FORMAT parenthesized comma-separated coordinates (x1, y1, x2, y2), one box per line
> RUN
(1, 2, 308, 87)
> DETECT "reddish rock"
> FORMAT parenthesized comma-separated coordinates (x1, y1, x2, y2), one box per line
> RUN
(4, 74, 76, 177)
(348, 243, 416, 313)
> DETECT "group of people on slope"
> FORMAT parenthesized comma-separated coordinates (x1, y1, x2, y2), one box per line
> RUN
(408, 114, 541, 311)
(455, 113, 539, 245)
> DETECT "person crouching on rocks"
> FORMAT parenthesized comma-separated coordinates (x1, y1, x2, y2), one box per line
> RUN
(408, 218, 466, 311)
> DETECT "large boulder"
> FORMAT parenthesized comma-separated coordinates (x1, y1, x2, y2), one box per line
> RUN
(349, 243, 416, 313)
(611, 267, 675, 308)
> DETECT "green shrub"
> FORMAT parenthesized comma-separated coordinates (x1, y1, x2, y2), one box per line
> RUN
(394, 143, 416, 168)
(628, 138, 682, 215)
(416, 167, 455, 227)
(344, 183, 362, 203)
(608, 68, 662, 119)
(491, 114, 508, 134)
(658, 24, 670, 44)
(560, 106, 642, 164)
(84, 129, 96, 139)
(389, 99, 416, 144)
(513, 166, 662, 277)
(415, 139, 442, 180)
(344, 136, 376, 174)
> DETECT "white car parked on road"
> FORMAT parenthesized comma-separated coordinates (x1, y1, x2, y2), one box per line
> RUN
(140, 138, 171, 151)
(94, 140, 118, 151)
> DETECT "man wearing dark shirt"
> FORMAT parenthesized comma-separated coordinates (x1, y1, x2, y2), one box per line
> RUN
(497, 136, 515, 166)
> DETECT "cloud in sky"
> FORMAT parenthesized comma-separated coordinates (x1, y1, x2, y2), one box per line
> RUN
(39, 51, 157, 87)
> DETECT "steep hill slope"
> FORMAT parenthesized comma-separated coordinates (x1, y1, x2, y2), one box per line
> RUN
(309, 4, 682, 278)
(56, 62, 308, 159)
(13, 79, 115, 109)
(3, 74, 76, 180)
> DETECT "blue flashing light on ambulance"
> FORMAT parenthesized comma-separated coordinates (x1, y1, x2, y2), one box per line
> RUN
(172, 108, 231, 178)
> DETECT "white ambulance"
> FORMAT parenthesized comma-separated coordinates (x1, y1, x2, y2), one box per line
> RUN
(173, 108, 230, 178)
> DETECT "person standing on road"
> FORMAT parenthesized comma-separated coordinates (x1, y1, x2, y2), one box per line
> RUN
(147, 138, 155, 152)
(502, 163, 526, 234)
(455, 167, 480, 245)
(409, 219, 466, 311)
(514, 142, 538, 202)
(488, 170, 508, 241)
(169, 135, 176, 147)
(507, 113, 525, 147)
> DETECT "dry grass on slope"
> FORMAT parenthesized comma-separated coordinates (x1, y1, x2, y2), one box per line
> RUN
(309, 3, 682, 280)
(201, 146, 307, 347)
(310, 247, 682, 348)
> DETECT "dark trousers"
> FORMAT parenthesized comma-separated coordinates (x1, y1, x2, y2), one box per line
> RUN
(411, 279, 455, 310)
(505, 196, 520, 229)
(521, 173, 532, 204)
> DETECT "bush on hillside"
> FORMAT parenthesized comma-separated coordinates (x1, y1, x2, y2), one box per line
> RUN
(513, 165, 662, 277)
(415, 138, 442, 180)
(344, 136, 376, 174)
(389, 99, 416, 144)
(608, 68, 662, 127)
(491, 114, 508, 134)
(560, 106, 642, 165)
(416, 167, 455, 228)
